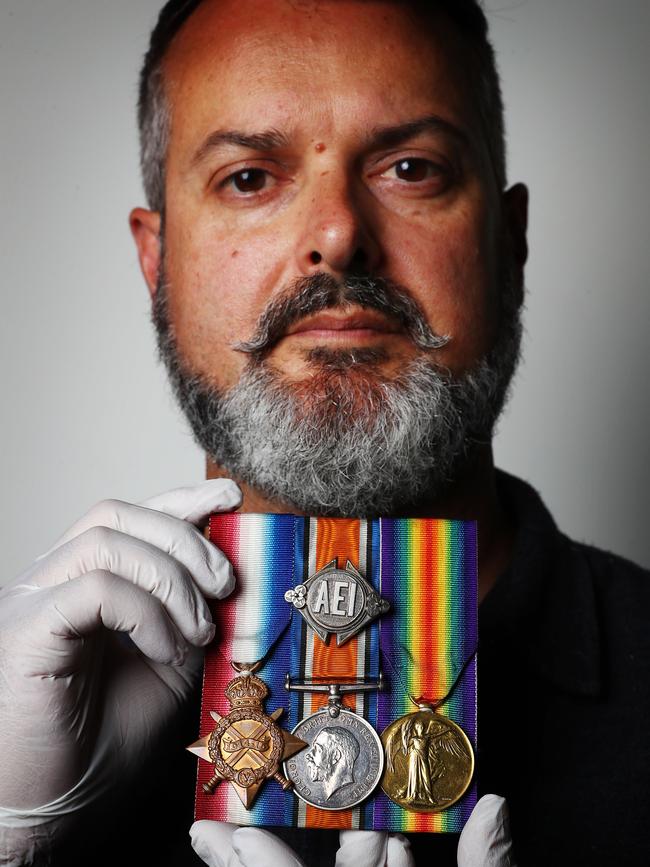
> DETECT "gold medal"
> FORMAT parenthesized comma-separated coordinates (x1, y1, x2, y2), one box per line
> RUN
(187, 666, 307, 809)
(380, 707, 474, 813)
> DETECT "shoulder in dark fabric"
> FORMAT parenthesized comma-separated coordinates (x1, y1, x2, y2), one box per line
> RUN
(479, 470, 650, 867)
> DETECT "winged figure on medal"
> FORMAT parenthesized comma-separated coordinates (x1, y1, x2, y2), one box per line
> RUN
(381, 711, 473, 812)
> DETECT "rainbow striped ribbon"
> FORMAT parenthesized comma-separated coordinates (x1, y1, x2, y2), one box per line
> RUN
(372, 518, 478, 833)
(194, 514, 477, 832)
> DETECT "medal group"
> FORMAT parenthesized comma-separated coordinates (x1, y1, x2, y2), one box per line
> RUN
(188, 527, 476, 825)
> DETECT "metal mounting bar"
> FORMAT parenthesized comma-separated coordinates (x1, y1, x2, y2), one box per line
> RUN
(285, 673, 384, 694)
(285, 673, 384, 716)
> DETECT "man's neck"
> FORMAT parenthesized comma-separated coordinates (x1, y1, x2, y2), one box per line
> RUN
(205, 447, 513, 603)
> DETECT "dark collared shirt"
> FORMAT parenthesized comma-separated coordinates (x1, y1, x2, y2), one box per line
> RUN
(52, 472, 650, 866)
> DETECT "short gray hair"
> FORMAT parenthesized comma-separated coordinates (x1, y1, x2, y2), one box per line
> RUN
(138, 0, 202, 211)
(137, 0, 507, 213)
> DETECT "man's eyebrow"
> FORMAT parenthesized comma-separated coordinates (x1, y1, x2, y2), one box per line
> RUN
(190, 128, 290, 168)
(368, 115, 469, 150)
(189, 116, 468, 169)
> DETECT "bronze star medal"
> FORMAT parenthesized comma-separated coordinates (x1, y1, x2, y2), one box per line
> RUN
(187, 669, 307, 808)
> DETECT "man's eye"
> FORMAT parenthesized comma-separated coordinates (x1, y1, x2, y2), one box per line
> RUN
(390, 158, 440, 182)
(225, 168, 268, 193)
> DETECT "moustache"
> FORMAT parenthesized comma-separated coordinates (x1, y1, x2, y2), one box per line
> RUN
(232, 273, 450, 358)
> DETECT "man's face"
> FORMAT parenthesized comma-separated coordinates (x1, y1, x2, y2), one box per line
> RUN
(141, 0, 522, 382)
(305, 732, 333, 782)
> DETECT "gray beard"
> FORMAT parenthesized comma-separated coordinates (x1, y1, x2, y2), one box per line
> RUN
(152, 269, 521, 517)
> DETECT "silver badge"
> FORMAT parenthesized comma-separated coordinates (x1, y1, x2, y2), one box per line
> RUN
(284, 709, 384, 810)
(284, 559, 390, 645)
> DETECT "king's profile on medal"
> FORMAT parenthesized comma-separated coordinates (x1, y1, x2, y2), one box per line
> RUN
(305, 727, 360, 800)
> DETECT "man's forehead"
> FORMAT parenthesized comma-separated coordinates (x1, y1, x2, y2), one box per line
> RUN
(162, 0, 477, 157)
(167, 0, 446, 51)
(165, 0, 464, 79)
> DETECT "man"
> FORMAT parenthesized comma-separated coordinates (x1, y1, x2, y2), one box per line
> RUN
(0, 1, 648, 866)
(306, 729, 361, 801)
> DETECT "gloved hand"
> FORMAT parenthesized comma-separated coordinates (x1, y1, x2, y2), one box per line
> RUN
(189, 822, 414, 867)
(457, 795, 516, 867)
(189, 794, 515, 866)
(190, 823, 308, 867)
(190, 819, 415, 867)
(0, 479, 241, 864)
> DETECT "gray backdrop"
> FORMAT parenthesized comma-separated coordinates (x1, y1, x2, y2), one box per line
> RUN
(1, 0, 648, 583)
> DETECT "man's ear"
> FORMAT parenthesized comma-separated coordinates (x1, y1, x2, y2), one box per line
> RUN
(502, 183, 528, 307)
(129, 208, 162, 300)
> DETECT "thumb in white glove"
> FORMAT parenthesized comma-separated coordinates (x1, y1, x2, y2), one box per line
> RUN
(336, 830, 413, 867)
(457, 795, 517, 867)
(190, 821, 307, 867)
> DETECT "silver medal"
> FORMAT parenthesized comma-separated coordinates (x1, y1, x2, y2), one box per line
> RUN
(284, 709, 384, 810)
(284, 559, 390, 645)
(284, 677, 384, 810)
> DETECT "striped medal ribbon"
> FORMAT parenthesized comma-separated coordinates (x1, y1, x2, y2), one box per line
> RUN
(283, 517, 385, 828)
(374, 518, 478, 830)
(192, 513, 477, 833)
(189, 514, 304, 819)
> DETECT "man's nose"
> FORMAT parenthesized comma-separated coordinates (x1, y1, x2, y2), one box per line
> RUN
(295, 173, 382, 276)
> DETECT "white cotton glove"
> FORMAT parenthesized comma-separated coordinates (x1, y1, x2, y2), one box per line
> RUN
(190, 822, 307, 867)
(190, 823, 413, 867)
(190, 796, 514, 867)
(457, 795, 517, 867)
(336, 830, 413, 866)
(0, 479, 241, 864)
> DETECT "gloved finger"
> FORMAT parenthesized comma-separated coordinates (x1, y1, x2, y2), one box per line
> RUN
(386, 834, 414, 867)
(41, 479, 241, 554)
(336, 830, 387, 866)
(337, 830, 415, 867)
(28, 528, 215, 646)
(190, 820, 242, 867)
(142, 642, 206, 695)
(336, 830, 414, 867)
(189, 823, 306, 867)
(35, 481, 242, 599)
(233, 827, 307, 867)
(139, 478, 242, 523)
(34, 570, 190, 669)
(457, 794, 517, 867)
